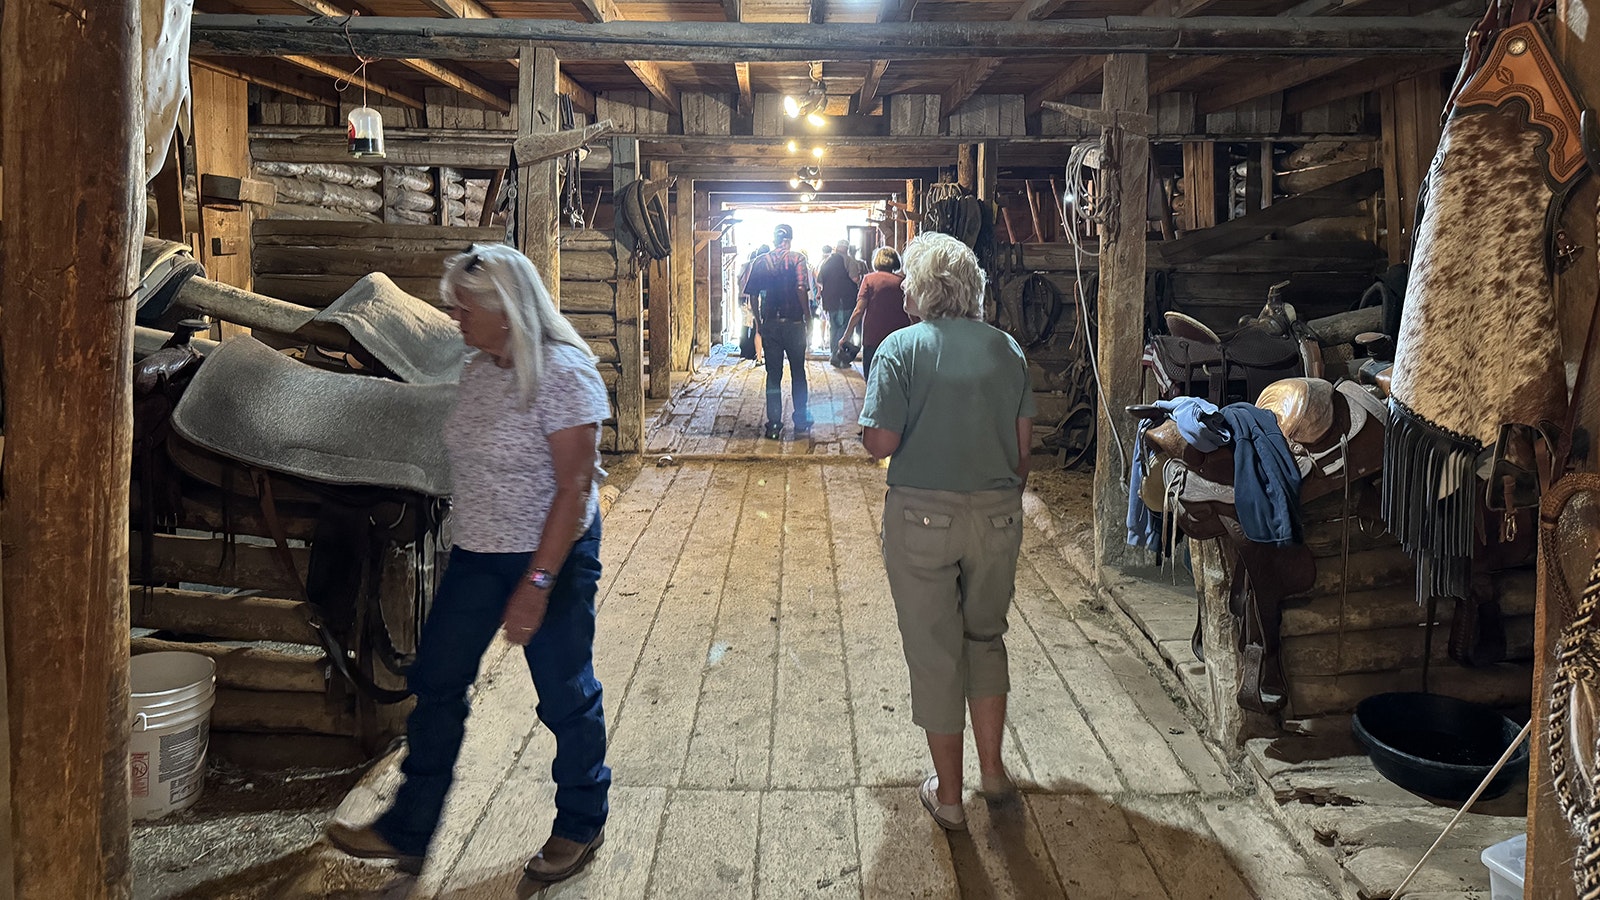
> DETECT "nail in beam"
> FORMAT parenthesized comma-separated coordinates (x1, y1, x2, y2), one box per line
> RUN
(3, 1, 141, 896)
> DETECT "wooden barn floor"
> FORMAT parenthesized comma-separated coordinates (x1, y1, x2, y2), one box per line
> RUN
(180, 459, 1344, 899)
(644, 349, 873, 458)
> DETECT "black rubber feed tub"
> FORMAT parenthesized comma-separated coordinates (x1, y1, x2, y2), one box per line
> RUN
(1352, 692, 1529, 802)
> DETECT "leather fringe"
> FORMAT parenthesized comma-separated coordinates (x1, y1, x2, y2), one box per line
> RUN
(1381, 399, 1478, 604)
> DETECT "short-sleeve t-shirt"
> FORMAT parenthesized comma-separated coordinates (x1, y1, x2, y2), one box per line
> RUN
(858, 318, 1036, 492)
(444, 342, 611, 552)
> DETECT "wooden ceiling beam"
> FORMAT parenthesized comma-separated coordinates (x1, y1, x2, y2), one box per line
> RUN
(281, 55, 425, 109)
(1025, 0, 1222, 114)
(192, 57, 339, 105)
(735, 61, 753, 116)
(810, 0, 827, 23)
(1196, 56, 1353, 114)
(559, 68, 597, 116)
(947, 0, 1081, 119)
(191, 16, 1478, 62)
(567, 0, 682, 114)
(419, 0, 494, 16)
(1283, 55, 1453, 114)
(628, 60, 683, 112)
(858, 59, 888, 115)
(280, 0, 509, 112)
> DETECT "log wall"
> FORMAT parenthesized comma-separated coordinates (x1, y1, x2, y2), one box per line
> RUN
(1190, 491, 1536, 750)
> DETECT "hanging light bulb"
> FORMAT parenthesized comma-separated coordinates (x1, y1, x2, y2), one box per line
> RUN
(799, 203, 811, 213)
(813, 180, 824, 191)
(789, 177, 803, 189)
(806, 111, 827, 127)
(783, 95, 803, 118)
(800, 192, 817, 203)
(811, 146, 825, 159)
(786, 139, 798, 153)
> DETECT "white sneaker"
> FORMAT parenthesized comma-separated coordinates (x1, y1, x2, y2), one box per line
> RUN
(919, 775, 967, 831)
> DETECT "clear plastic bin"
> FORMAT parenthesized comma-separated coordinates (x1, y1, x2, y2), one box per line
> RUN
(1480, 832, 1526, 900)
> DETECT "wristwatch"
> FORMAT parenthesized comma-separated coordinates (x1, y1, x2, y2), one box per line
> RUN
(527, 567, 556, 591)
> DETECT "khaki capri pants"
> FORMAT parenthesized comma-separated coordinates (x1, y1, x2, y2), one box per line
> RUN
(881, 485, 1024, 734)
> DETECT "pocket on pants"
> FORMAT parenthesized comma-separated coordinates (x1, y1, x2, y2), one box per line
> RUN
(984, 510, 1023, 556)
(899, 508, 953, 562)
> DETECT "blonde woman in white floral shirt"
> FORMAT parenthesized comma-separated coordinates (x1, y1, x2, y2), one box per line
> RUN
(327, 245, 612, 885)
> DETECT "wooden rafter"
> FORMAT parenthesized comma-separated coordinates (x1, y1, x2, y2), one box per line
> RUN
(281, 0, 508, 112)
(1283, 55, 1454, 114)
(858, 59, 888, 115)
(419, 0, 493, 15)
(1196, 57, 1354, 114)
(1149, 56, 1227, 94)
(282, 54, 425, 109)
(735, 61, 753, 116)
(192, 57, 338, 105)
(1025, 0, 1221, 113)
(191, 16, 1476, 62)
(810, 0, 827, 23)
(946, 0, 1076, 118)
(568, 0, 682, 113)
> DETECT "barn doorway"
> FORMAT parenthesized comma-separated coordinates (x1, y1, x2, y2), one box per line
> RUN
(646, 201, 884, 457)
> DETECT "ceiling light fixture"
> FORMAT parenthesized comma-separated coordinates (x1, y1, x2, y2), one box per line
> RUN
(786, 139, 798, 153)
(783, 66, 828, 124)
(790, 177, 803, 189)
(811, 146, 825, 159)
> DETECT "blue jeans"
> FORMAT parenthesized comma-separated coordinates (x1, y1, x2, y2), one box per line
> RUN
(826, 309, 852, 357)
(375, 516, 610, 856)
(760, 319, 811, 428)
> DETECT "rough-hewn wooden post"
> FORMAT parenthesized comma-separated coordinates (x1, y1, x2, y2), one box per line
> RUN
(957, 144, 977, 193)
(613, 137, 646, 451)
(1092, 54, 1149, 571)
(517, 45, 561, 301)
(2, 1, 143, 897)
(976, 141, 997, 202)
(694, 187, 712, 355)
(647, 160, 673, 399)
(905, 178, 919, 244)
(671, 180, 696, 372)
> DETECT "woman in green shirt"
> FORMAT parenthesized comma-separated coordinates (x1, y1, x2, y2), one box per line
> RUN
(858, 233, 1035, 832)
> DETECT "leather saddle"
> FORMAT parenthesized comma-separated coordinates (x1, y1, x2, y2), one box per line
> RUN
(1146, 297, 1317, 405)
(1130, 377, 1389, 715)
(133, 334, 452, 705)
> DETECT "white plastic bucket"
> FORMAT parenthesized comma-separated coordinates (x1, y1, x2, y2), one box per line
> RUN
(129, 651, 217, 821)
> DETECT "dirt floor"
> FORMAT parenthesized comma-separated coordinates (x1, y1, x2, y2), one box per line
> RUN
(135, 457, 1344, 899)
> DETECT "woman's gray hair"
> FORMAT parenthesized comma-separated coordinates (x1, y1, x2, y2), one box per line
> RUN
(900, 233, 986, 320)
(440, 243, 594, 408)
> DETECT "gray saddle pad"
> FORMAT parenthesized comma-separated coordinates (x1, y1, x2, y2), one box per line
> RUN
(171, 336, 455, 497)
(313, 273, 466, 385)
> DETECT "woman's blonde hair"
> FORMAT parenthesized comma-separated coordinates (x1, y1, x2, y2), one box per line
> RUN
(900, 233, 985, 320)
(872, 246, 901, 272)
(440, 243, 593, 408)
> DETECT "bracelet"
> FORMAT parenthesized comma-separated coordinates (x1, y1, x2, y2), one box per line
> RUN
(527, 567, 555, 591)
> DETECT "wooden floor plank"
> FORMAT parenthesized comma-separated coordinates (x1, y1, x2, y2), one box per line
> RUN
(1120, 796, 1259, 900)
(646, 789, 761, 899)
(769, 464, 857, 789)
(681, 464, 786, 790)
(854, 786, 960, 899)
(607, 464, 746, 786)
(1027, 794, 1172, 899)
(755, 790, 861, 899)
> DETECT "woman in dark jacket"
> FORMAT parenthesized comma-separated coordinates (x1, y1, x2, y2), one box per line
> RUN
(841, 247, 914, 381)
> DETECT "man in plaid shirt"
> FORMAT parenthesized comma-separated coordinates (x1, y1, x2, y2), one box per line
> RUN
(741, 223, 815, 439)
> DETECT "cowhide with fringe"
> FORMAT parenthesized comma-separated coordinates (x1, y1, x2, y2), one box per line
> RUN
(1391, 110, 1568, 446)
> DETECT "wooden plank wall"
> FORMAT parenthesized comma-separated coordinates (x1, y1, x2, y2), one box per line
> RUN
(1378, 74, 1445, 264)
(192, 65, 254, 293)
(887, 94, 941, 137)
